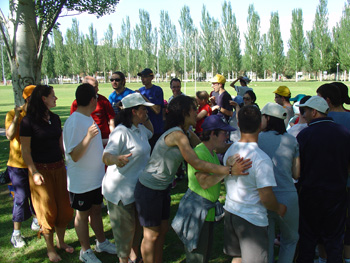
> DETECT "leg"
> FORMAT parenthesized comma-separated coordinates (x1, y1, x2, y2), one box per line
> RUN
(275, 192, 299, 263)
(185, 221, 214, 263)
(141, 225, 162, 263)
(43, 232, 62, 262)
(155, 220, 169, 263)
(56, 226, 74, 253)
(89, 204, 106, 243)
(267, 212, 276, 263)
(75, 209, 92, 252)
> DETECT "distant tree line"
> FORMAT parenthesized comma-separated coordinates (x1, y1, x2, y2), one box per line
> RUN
(2, 0, 350, 83)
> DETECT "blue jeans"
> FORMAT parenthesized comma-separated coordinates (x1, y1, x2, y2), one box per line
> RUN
(268, 191, 299, 263)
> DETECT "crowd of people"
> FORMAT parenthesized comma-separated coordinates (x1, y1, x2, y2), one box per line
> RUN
(4, 68, 350, 263)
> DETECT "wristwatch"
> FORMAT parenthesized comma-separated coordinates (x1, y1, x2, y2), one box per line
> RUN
(218, 106, 221, 112)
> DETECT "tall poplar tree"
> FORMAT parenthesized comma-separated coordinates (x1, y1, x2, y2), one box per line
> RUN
(221, 0, 241, 77)
(312, 0, 332, 80)
(267, 12, 284, 81)
(287, 8, 305, 81)
(244, 4, 261, 80)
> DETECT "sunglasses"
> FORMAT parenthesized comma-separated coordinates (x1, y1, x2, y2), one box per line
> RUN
(243, 97, 251, 101)
(110, 78, 122, 82)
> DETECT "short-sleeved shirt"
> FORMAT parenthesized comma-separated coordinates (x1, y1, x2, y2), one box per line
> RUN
(139, 127, 184, 190)
(258, 131, 299, 192)
(216, 90, 233, 122)
(223, 142, 276, 227)
(109, 87, 135, 114)
(328, 111, 350, 131)
(70, 94, 115, 139)
(20, 112, 63, 163)
(234, 86, 253, 97)
(6, 107, 27, 168)
(188, 143, 221, 221)
(102, 124, 153, 206)
(139, 85, 164, 135)
(195, 104, 212, 134)
(63, 112, 105, 193)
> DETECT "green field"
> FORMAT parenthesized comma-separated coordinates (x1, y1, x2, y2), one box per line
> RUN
(0, 80, 343, 262)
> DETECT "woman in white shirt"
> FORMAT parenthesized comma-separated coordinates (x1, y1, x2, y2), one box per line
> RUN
(102, 93, 154, 263)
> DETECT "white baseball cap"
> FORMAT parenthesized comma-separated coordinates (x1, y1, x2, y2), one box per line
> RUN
(296, 96, 329, 114)
(261, 102, 287, 120)
(121, 93, 154, 109)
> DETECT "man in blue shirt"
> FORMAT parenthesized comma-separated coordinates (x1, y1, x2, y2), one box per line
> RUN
(138, 68, 164, 149)
(109, 71, 134, 114)
(296, 96, 350, 263)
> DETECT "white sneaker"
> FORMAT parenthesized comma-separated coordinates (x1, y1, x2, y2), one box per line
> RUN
(11, 234, 25, 248)
(31, 219, 40, 231)
(95, 239, 117, 254)
(79, 249, 102, 263)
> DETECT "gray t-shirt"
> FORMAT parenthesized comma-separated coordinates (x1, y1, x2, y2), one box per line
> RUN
(139, 126, 184, 190)
(258, 131, 299, 192)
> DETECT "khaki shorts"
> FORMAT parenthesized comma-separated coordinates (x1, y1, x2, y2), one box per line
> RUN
(107, 200, 142, 258)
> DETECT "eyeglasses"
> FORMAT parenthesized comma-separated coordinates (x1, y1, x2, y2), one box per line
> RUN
(243, 97, 251, 101)
(110, 78, 122, 82)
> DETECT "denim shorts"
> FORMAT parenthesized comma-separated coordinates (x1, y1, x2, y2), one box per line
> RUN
(134, 181, 171, 227)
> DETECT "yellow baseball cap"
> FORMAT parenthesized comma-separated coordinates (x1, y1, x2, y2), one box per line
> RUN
(273, 86, 291, 97)
(23, 85, 36, 100)
(210, 74, 226, 84)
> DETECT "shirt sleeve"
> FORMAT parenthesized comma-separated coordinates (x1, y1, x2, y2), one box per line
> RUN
(63, 117, 90, 155)
(152, 87, 164, 106)
(70, 100, 77, 115)
(255, 158, 277, 188)
(104, 127, 127, 155)
(5, 110, 15, 130)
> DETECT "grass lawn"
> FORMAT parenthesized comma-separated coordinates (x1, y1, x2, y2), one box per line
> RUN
(0, 79, 345, 262)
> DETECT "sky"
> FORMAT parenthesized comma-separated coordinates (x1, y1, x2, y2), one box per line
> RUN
(0, 0, 347, 51)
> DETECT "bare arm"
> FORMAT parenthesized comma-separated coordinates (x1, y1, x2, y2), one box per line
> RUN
(195, 171, 226, 190)
(258, 186, 287, 217)
(196, 109, 208, 121)
(6, 107, 21, 140)
(20, 136, 45, 185)
(102, 152, 132, 167)
(212, 105, 233, 118)
(292, 156, 300, 180)
(188, 129, 201, 148)
(143, 118, 154, 134)
(69, 122, 99, 162)
(109, 118, 115, 133)
(230, 77, 241, 88)
(165, 131, 251, 176)
(140, 94, 161, 115)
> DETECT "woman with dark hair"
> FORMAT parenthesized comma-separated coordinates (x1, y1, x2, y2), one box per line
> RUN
(243, 90, 259, 109)
(134, 95, 252, 263)
(102, 93, 154, 263)
(20, 85, 73, 262)
(258, 102, 300, 263)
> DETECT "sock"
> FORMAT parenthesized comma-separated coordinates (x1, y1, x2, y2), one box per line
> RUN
(318, 257, 327, 263)
(97, 239, 107, 245)
(13, 230, 21, 236)
(32, 217, 38, 224)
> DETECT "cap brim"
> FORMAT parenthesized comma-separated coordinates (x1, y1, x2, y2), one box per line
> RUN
(143, 102, 154, 107)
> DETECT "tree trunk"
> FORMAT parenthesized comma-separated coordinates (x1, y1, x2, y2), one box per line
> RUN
(8, 0, 41, 106)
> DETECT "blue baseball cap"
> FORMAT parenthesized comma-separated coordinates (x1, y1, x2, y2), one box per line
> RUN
(202, 115, 236, 132)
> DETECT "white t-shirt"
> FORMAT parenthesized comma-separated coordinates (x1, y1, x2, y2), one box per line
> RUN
(223, 142, 276, 227)
(287, 123, 308, 137)
(102, 124, 152, 205)
(234, 86, 253, 97)
(63, 112, 105, 193)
